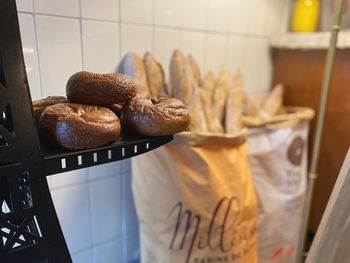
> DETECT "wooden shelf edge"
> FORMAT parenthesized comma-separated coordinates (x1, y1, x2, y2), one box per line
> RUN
(271, 31, 350, 50)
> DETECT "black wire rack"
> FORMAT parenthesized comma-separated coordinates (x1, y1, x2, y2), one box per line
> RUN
(0, 1, 172, 262)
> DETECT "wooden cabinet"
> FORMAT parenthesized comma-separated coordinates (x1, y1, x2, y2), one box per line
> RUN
(272, 48, 350, 232)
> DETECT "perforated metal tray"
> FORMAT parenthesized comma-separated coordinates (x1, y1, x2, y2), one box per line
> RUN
(43, 135, 173, 175)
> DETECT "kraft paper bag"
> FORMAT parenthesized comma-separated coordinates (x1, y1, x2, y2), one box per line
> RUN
(132, 131, 258, 263)
(247, 106, 314, 263)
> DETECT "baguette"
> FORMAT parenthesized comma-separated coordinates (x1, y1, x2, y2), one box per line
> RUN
(213, 66, 230, 124)
(169, 49, 186, 101)
(225, 71, 244, 133)
(187, 54, 201, 86)
(260, 83, 284, 119)
(187, 87, 207, 132)
(170, 50, 196, 105)
(143, 52, 167, 97)
(202, 71, 216, 101)
(199, 89, 223, 133)
(243, 96, 260, 118)
(180, 60, 196, 105)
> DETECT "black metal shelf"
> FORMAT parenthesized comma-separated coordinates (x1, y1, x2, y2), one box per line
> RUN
(43, 135, 173, 176)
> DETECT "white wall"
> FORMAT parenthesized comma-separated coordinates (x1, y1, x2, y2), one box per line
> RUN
(16, 0, 287, 262)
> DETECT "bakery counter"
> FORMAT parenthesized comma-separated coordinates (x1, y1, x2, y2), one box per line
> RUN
(43, 134, 173, 175)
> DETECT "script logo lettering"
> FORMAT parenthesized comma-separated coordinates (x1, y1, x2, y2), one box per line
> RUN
(169, 202, 201, 263)
(168, 197, 241, 263)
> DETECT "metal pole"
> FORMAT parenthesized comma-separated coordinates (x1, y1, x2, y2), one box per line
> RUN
(297, 0, 344, 262)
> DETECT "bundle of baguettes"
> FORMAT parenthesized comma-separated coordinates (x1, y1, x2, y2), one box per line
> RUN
(118, 49, 245, 134)
(168, 49, 245, 133)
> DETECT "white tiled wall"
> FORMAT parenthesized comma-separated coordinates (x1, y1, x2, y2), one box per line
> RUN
(82, 20, 120, 73)
(46, 160, 134, 263)
(16, 0, 288, 262)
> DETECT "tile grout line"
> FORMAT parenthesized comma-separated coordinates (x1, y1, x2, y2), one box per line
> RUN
(202, 0, 210, 73)
(85, 180, 95, 262)
(122, 170, 128, 262)
(123, 22, 270, 41)
(71, 231, 125, 257)
(30, 12, 81, 20)
(78, 0, 85, 70)
(18, 11, 270, 40)
(78, 2, 94, 261)
(224, 0, 231, 67)
(120, 4, 128, 263)
(118, 0, 123, 63)
(31, 2, 44, 99)
(151, 0, 155, 54)
(202, 0, 211, 73)
(48, 168, 127, 192)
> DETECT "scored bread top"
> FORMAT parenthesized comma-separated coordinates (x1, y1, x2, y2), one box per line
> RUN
(143, 52, 166, 97)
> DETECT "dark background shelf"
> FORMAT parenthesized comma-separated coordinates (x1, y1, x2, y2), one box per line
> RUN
(43, 135, 173, 176)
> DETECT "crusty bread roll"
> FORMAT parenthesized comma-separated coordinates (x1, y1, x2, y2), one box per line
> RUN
(66, 71, 136, 106)
(225, 71, 244, 133)
(187, 54, 201, 86)
(260, 83, 284, 119)
(39, 103, 121, 150)
(199, 89, 223, 133)
(122, 94, 191, 136)
(143, 52, 167, 97)
(213, 66, 230, 124)
(32, 96, 68, 123)
(202, 71, 216, 100)
(119, 52, 150, 96)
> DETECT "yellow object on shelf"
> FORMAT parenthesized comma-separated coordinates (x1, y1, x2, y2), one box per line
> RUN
(292, 0, 320, 32)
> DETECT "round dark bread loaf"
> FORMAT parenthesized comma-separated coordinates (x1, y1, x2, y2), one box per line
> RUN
(66, 71, 137, 106)
(39, 103, 121, 149)
(122, 94, 191, 136)
(32, 96, 68, 123)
